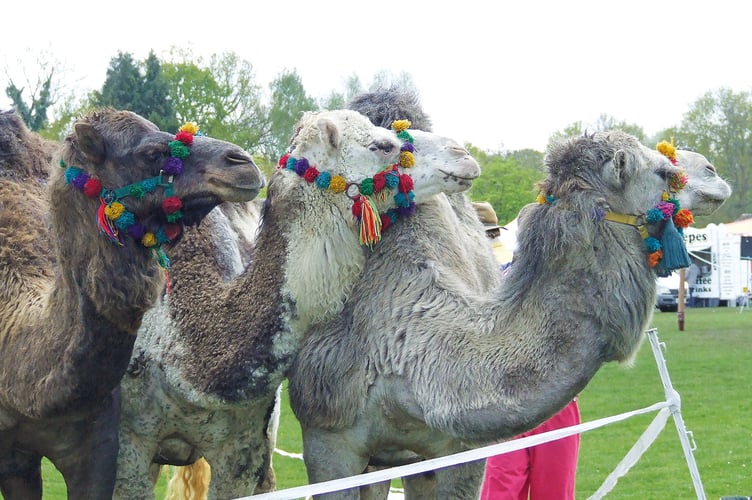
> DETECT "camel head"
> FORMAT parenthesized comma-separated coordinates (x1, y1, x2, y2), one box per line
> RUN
(542, 130, 684, 216)
(283, 109, 480, 206)
(59, 108, 264, 246)
(674, 149, 731, 216)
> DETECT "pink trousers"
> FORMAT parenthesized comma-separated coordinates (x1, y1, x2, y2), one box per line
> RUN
(480, 399, 580, 500)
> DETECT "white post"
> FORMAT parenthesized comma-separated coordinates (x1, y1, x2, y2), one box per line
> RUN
(646, 328, 706, 499)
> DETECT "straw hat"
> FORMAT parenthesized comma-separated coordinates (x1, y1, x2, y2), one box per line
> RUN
(472, 201, 502, 231)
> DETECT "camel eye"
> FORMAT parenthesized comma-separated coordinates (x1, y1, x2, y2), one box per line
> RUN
(705, 164, 716, 174)
(368, 139, 395, 155)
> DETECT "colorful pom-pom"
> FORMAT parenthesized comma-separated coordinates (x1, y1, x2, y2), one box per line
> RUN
(114, 211, 135, 230)
(65, 167, 85, 184)
(165, 223, 182, 241)
(398, 174, 414, 193)
(141, 177, 158, 192)
(163, 157, 184, 176)
(285, 156, 297, 171)
(175, 130, 194, 146)
(656, 140, 677, 163)
(179, 122, 199, 136)
(71, 173, 89, 190)
(351, 197, 362, 217)
(391, 120, 411, 132)
(673, 208, 694, 228)
(646, 208, 664, 224)
(372, 172, 386, 192)
(315, 171, 331, 189)
(83, 178, 102, 198)
(669, 171, 688, 191)
(105, 202, 126, 220)
(142, 232, 158, 247)
(162, 196, 182, 214)
(656, 201, 675, 219)
(645, 236, 661, 252)
(303, 167, 319, 183)
(359, 178, 375, 196)
(401, 142, 415, 153)
(536, 193, 547, 204)
(648, 249, 663, 268)
(329, 175, 347, 193)
(399, 151, 416, 168)
(278, 154, 290, 169)
(295, 158, 310, 177)
(127, 222, 146, 240)
(384, 171, 400, 190)
(169, 140, 191, 160)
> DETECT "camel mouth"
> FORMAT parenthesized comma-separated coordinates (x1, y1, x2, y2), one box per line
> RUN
(438, 169, 478, 185)
(179, 194, 223, 226)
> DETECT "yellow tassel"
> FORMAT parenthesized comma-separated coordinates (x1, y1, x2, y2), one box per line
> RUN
(358, 195, 382, 247)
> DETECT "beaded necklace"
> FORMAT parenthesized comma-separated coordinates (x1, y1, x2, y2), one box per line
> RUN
(277, 120, 417, 247)
(62, 122, 198, 270)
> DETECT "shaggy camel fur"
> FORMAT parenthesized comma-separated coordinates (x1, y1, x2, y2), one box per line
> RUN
(0, 108, 262, 500)
(114, 109, 482, 499)
(288, 130, 731, 499)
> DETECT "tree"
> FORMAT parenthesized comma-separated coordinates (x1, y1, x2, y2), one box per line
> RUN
(94, 51, 177, 131)
(677, 87, 752, 223)
(467, 145, 545, 224)
(161, 49, 267, 153)
(3, 49, 64, 131)
(266, 69, 318, 158)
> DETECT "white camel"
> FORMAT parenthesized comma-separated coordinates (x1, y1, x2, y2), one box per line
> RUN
(288, 129, 732, 499)
(114, 109, 482, 499)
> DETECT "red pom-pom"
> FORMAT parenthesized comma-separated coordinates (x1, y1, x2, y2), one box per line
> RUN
(380, 213, 392, 231)
(162, 196, 183, 214)
(175, 130, 194, 146)
(83, 178, 102, 198)
(303, 167, 319, 183)
(278, 154, 290, 169)
(398, 173, 414, 193)
(351, 197, 362, 217)
(372, 171, 387, 193)
(165, 223, 182, 241)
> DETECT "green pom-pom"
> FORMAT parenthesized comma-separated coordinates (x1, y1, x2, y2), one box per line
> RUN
(129, 184, 146, 198)
(360, 178, 375, 196)
(169, 140, 191, 159)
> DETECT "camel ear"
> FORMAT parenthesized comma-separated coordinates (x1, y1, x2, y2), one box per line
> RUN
(316, 117, 340, 150)
(606, 149, 629, 187)
(74, 122, 107, 165)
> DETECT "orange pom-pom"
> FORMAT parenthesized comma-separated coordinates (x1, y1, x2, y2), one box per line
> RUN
(648, 249, 663, 268)
(673, 209, 694, 228)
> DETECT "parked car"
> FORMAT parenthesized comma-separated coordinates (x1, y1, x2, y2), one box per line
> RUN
(655, 276, 687, 312)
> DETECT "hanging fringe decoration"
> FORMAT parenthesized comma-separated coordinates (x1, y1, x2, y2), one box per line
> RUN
(358, 195, 382, 247)
(655, 218, 691, 275)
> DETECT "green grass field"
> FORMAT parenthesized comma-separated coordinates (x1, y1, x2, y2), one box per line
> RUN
(32, 306, 751, 498)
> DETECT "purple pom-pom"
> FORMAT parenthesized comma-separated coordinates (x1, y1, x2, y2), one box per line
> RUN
(72, 173, 89, 190)
(127, 222, 146, 240)
(397, 202, 417, 217)
(401, 143, 415, 153)
(295, 158, 310, 176)
(163, 157, 184, 175)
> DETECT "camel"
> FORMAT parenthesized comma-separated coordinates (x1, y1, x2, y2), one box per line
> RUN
(0, 108, 263, 499)
(113, 108, 482, 499)
(287, 128, 732, 499)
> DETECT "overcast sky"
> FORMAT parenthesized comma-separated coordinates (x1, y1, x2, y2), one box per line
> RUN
(2, 0, 751, 152)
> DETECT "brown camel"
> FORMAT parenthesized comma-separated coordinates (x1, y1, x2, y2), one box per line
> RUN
(0, 108, 263, 499)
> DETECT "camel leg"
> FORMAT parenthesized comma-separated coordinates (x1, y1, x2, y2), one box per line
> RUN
(52, 390, 121, 500)
(0, 450, 43, 500)
(303, 429, 370, 500)
(433, 460, 486, 499)
(401, 472, 437, 499)
(205, 437, 271, 500)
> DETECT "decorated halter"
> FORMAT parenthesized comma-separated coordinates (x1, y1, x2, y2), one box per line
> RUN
(61, 122, 199, 270)
(536, 138, 694, 276)
(277, 119, 417, 247)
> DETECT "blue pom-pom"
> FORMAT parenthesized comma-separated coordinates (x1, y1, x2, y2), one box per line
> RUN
(384, 171, 400, 189)
(285, 157, 298, 171)
(115, 211, 136, 229)
(646, 208, 664, 224)
(645, 236, 661, 252)
(65, 167, 84, 184)
(315, 171, 331, 189)
(141, 178, 158, 192)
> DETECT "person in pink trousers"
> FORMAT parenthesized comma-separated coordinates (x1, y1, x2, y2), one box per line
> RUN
(479, 398, 580, 500)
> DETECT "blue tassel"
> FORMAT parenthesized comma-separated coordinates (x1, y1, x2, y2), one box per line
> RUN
(657, 218, 690, 273)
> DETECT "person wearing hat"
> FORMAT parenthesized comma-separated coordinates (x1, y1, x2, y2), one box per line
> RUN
(473, 201, 513, 266)
(473, 201, 581, 500)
